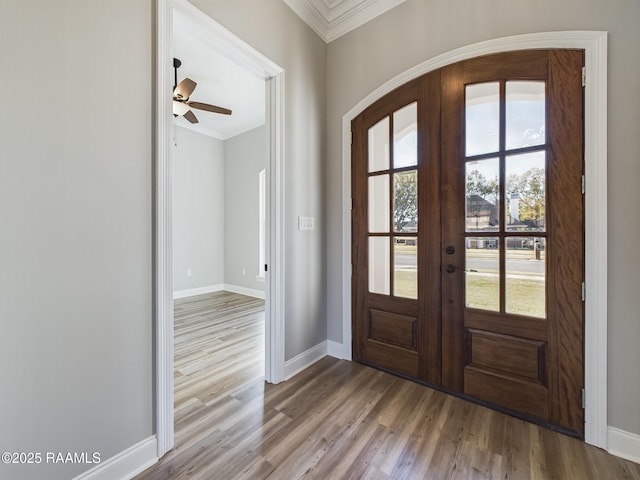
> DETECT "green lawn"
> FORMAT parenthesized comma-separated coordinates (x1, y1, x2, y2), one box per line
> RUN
(394, 270, 417, 298)
(466, 274, 545, 318)
(393, 269, 545, 318)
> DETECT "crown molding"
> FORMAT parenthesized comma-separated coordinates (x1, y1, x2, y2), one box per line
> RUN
(282, 0, 407, 43)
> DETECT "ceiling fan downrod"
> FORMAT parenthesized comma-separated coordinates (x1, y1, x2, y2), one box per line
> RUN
(173, 57, 182, 91)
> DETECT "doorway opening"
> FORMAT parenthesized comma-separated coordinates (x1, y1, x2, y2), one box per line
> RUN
(155, 0, 286, 457)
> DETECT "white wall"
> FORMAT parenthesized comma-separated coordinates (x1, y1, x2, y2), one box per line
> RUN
(173, 126, 225, 293)
(188, 0, 327, 360)
(0, 1, 153, 479)
(224, 126, 266, 293)
(325, 0, 640, 437)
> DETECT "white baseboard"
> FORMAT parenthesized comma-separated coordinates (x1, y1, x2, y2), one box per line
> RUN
(173, 284, 265, 300)
(284, 341, 327, 380)
(71, 436, 157, 480)
(608, 426, 640, 464)
(327, 339, 350, 360)
(223, 283, 265, 300)
(173, 284, 223, 299)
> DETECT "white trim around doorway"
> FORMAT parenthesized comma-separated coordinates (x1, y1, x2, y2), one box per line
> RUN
(340, 31, 608, 449)
(154, 0, 286, 459)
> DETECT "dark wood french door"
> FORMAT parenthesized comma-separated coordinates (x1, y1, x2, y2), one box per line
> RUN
(352, 50, 585, 436)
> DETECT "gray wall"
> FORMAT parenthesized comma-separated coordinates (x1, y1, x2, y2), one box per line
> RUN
(189, 0, 327, 360)
(224, 126, 267, 293)
(1, 1, 326, 477)
(0, 1, 153, 479)
(5, 0, 635, 478)
(325, 0, 640, 436)
(173, 126, 225, 292)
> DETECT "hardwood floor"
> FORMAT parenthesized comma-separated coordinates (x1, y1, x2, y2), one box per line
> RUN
(172, 291, 265, 410)
(135, 291, 640, 479)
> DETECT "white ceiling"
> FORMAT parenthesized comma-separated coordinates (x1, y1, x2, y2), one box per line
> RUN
(173, 9, 265, 140)
(282, 0, 407, 42)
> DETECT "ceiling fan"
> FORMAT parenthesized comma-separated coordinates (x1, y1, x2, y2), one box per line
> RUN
(173, 58, 232, 124)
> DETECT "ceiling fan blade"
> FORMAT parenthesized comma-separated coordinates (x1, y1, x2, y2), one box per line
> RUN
(188, 101, 232, 116)
(183, 110, 198, 124)
(174, 78, 197, 100)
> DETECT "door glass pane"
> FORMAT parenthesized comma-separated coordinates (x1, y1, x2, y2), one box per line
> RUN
(368, 117, 390, 172)
(393, 102, 418, 168)
(394, 170, 417, 233)
(394, 237, 417, 299)
(369, 174, 389, 233)
(506, 151, 546, 232)
(466, 82, 500, 157)
(465, 237, 499, 311)
(369, 236, 390, 295)
(466, 158, 499, 232)
(506, 81, 545, 150)
(506, 237, 545, 318)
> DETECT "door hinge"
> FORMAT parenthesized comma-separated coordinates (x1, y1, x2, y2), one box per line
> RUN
(582, 175, 585, 195)
(582, 67, 586, 87)
(581, 282, 586, 302)
(265, 264, 268, 272)
(582, 388, 586, 409)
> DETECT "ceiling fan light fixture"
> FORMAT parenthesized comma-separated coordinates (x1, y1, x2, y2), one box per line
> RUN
(173, 100, 190, 117)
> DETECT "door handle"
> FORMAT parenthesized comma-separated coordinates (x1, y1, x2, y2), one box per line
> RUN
(445, 264, 465, 273)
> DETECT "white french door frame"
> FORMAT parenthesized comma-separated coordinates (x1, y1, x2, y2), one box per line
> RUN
(154, 0, 286, 457)
(341, 31, 608, 448)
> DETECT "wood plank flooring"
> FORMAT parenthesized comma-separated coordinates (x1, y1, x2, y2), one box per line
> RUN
(135, 291, 640, 479)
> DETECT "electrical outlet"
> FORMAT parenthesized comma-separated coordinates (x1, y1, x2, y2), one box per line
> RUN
(242, 268, 246, 276)
(186, 269, 192, 277)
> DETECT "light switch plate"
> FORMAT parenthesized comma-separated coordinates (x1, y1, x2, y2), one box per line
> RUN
(298, 216, 315, 231)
